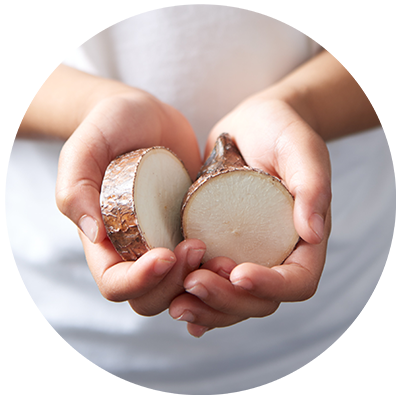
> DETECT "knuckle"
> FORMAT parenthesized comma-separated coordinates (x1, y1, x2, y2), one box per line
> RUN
(56, 178, 99, 221)
(321, 184, 333, 209)
(326, 184, 333, 201)
(298, 279, 319, 301)
(129, 298, 164, 317)
(97, 271, 125, 302)
(55, 186, 74, 216)
(98, 282, 122, 303)
(253, 301, 280, 318)
(206, 311, 224, 328)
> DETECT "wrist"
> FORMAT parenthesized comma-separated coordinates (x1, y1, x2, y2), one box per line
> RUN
(254, 82, 320, 136)
(256, 50, 379, 140)
(19, 65, 144, 140)
(75, 79, 137, 132)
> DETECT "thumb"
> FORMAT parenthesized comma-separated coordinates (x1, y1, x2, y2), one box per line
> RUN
(282, 129, 332, 245)
(292, 179, 332, 245)
(55, 122, 111, 243)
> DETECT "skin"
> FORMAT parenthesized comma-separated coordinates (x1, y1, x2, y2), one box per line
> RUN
(169, 51, 378, 337)
(18, 50, 379, 337)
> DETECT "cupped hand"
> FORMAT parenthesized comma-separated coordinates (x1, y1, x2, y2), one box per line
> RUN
(169, 96, 332, 337)
(56, 88, 203, 312)
(56, 90, 201, 244)
(80, 233, 206, 316)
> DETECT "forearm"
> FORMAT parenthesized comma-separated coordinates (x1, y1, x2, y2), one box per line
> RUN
(18, 64, 134, 139)
(258, 50, 380, 141)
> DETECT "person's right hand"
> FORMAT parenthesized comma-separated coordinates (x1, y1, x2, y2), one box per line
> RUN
(55, 83, 205, 315)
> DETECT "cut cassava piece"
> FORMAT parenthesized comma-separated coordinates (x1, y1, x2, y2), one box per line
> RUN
(100, 147, 192, 261)
(181, 133, 299, 267)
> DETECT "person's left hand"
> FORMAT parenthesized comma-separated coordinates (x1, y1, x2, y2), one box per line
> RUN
(169, 95, 332, 337)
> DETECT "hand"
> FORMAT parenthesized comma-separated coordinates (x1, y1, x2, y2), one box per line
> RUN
(56, 89, 202, 243)
(80, 232, 206, 316)
(169, 96, 332, 337)
(55, 84, 204, 314)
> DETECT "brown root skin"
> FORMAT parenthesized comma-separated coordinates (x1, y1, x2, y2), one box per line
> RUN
(100, 148, 152, 261)
(201, 133, 292, 193)
(197, 133, 246, 177)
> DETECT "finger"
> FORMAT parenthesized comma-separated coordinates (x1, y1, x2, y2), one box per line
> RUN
(56, 120, 117, 244)
(200, 256, 237, 279)
(79, 230, 176, 302)
(181, 270, 280, 318)
(271, 121, 331, 245)
(56, 97, 162, 244)
(168, 239, 206, 285)
(229, 103, 332, 245)
(169, 293, 245, 329)
(186, 323, 212, 338)
(230, 260, 318, 302)
(128, 239, 206, 316)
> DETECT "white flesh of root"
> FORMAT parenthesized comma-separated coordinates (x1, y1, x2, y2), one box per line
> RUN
(135, 149, 192, 251)
(182, 170, 298, 267)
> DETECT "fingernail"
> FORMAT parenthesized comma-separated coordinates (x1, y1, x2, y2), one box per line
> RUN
(309, 213, 324, 242)
(186, 283, 208, 300)
(187, 248, 206, 269)
(231, 278, 253, 291)
(174, 310, 195, 323)
(154, 256, 176, 275)
(217, 268, 231, 279)
(78, 215, 99, 243)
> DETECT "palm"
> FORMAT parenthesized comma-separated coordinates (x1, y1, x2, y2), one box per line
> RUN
(169, 97, 332, 337)
(56, 91, 205, 317)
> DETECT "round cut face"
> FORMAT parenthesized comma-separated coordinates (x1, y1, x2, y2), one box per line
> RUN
(182, 169, 298, 267)
(135, 148, 192, 251)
